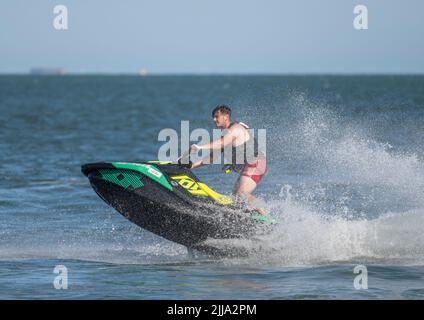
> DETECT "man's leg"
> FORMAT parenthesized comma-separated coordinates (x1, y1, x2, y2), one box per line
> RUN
(234, 175, 268, 215)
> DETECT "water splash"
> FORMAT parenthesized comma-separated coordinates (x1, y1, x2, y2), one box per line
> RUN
(223, 94, 424, 266)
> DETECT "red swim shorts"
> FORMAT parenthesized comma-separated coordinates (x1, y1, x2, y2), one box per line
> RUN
(241, 158, 267, 184)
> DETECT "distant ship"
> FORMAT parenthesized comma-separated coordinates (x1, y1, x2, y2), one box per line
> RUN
(30, 68, 66, 75)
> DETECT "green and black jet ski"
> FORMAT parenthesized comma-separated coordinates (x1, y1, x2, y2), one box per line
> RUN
(81, 161, 274, 256)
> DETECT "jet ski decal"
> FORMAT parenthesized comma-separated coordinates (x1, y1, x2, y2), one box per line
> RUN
(111, 162, 173, 191)
(171, 175, 233, 205)
(171, 175, 209, 196)
(98, 169, 144, 189)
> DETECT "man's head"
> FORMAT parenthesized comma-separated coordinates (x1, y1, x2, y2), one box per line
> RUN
(212, 105, 231, 128)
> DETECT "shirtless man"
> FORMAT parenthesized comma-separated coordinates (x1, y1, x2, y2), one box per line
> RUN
(189, 105, 267, 215)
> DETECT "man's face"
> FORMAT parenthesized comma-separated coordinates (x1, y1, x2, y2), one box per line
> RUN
(212, 111, 228, 128)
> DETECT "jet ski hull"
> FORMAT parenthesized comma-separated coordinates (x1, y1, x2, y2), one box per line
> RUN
(82, 162, 273, 254)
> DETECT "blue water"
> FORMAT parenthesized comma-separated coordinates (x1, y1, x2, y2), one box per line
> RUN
(1, 75, 424, 299)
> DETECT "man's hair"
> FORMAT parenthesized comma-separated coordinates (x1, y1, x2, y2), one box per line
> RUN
(212, 105, 231, 117)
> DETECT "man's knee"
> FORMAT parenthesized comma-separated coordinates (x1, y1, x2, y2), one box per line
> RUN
(235, 182, 251, 195)
(235, 189, 249, 197)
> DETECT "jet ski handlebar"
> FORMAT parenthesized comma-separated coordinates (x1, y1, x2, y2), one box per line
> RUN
(177, 158, 193, 168)
(176, 149, 193, 168)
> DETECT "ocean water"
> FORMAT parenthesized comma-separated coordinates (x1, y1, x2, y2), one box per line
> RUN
(0, 75, 423, 299)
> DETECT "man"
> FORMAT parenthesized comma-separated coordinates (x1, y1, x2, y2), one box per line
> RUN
(189, 105, 268, 215)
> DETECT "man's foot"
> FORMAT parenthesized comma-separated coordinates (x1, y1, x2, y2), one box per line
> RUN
(254, 207, 269, 216)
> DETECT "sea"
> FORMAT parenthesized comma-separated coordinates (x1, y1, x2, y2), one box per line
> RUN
(0, 75, 423, 299)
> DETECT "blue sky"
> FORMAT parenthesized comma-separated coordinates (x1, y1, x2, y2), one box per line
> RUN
(1, 0, 423, 74)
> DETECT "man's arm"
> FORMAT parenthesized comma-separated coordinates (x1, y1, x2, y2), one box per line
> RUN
(191, 129, 236, 152)
(190, 127, 238, 168)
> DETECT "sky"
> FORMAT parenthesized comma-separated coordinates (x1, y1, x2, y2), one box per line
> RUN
(1, 0, 423, 74)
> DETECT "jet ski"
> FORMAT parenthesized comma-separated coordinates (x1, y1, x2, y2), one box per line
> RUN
(81, 161, 275, 256)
